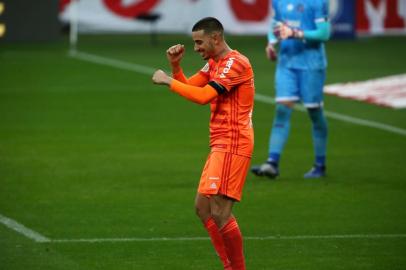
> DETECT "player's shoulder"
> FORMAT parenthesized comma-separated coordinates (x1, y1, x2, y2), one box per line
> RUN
(223, 50, 252, 69)
(309, 0, 328, 8)
(199, 59, 215, 73)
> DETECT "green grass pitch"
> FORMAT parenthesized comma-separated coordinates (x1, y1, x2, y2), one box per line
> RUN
(1, 34, 406, 269)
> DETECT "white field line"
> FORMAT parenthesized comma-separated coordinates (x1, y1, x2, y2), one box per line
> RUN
(69, 50, 406, 137)
(69, 50, 157, 75)
(254, 94, 406, 136)
(0, 213, 50, 243)
(2, 212, 405, 243)
(51, 234, 406, 243)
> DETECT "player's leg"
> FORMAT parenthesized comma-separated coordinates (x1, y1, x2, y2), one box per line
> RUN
(300, 69, 328, 178)
(195, 193, 231, 269)
(267, 102, 293, 166)
(195, 154, 213, 223)
(195, 193, 211, 223)
(251, 67, 298, 178)
(195, 152, 231, 269)
(212, 153, 250, 270)
(210, 195, 245, 270)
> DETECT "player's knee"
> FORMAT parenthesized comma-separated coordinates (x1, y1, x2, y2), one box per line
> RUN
(308, 108, 327, 130)
(194, 203, 203, 217)
(277, 101, 294, 109)
(195, 204, 209, 222)
(274, 103, 293, 123)
(210, 211, 223, 227)
(210, 208, 229, 228)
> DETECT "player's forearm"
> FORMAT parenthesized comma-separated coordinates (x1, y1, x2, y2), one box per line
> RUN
(303, 21, 331, 42)
(170, 61, 181, 73)
(172, 67, 188, 83)
(170, 80, 218, 105)
(172, 69, 209, 87)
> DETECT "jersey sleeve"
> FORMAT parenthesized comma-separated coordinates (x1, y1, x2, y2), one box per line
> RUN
(187, 72, 210, 86)
(303, 21, 331, 41)
(211, 56, 252, 92)
(170, 80, 218, 105)
(268, 0, 280, 44)
(173, 66, 210, 87)
(272, 0, 281, 22)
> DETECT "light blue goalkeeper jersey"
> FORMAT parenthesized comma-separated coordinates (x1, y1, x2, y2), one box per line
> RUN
(269, 0, 329, 70)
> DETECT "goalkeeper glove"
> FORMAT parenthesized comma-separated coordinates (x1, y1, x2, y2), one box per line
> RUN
(266, 43, 277, 61)
(273, 22, 304, 40)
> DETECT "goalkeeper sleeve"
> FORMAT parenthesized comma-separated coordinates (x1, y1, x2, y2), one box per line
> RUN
(267, 19, 279, 44)
(303, 21, 331, 42)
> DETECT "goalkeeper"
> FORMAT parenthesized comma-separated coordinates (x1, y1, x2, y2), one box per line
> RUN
(251, 0, 331, 179)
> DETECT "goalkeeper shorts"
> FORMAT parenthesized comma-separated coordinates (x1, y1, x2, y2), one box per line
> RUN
(275, 66, 326, 108)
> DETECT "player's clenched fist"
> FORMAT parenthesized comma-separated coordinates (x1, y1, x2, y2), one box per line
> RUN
(166, 44, 185, 64)
(152, 69, 172, 85)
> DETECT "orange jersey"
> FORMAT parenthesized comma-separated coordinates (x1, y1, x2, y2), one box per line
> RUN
(201, 50, 255, 157)
(172, 50, 255, 157)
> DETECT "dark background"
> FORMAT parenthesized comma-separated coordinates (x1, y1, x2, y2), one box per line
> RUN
(1, 0, 60, 42)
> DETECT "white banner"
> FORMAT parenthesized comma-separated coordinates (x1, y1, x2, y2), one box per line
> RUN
(324, 74, 406, 109)
(59, 0, 271, 34)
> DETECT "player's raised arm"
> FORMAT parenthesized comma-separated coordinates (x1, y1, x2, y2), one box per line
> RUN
(152, 69, 218, 105)
(166, 44, 208, 86)
(166, 44, 185, 74)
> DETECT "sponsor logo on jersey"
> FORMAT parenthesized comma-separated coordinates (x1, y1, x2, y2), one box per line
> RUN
(220, 57, 235, 79)
(286, 20, 301, 28)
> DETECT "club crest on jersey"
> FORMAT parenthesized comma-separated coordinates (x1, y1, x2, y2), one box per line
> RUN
(220, 57, 235, 79)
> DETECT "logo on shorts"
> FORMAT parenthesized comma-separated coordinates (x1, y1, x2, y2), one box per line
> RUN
(210, 183, 217, 189)
(209, 176, 220, 180)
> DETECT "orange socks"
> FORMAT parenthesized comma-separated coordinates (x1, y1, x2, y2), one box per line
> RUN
(220, 217, 246, 270)
(204, 217, 232, 270)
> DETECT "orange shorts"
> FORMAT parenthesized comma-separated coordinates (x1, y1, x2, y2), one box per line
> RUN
(198, 151, 251, 201)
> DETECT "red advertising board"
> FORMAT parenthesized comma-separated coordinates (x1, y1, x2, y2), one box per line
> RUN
(356, 0, 406, 35)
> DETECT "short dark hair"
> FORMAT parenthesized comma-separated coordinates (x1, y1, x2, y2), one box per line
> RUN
(192, 17, 224, 35)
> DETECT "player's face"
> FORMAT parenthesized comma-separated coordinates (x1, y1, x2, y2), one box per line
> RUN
(192, 30, 215, 60)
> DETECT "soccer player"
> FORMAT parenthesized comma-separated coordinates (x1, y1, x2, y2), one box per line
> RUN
(152, 17, 254, 270)
(251, 0, 331, 179)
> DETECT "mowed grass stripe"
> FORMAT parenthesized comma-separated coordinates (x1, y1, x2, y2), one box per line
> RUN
(3, 210, 405, 244)
(70, 50, 406, 137)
